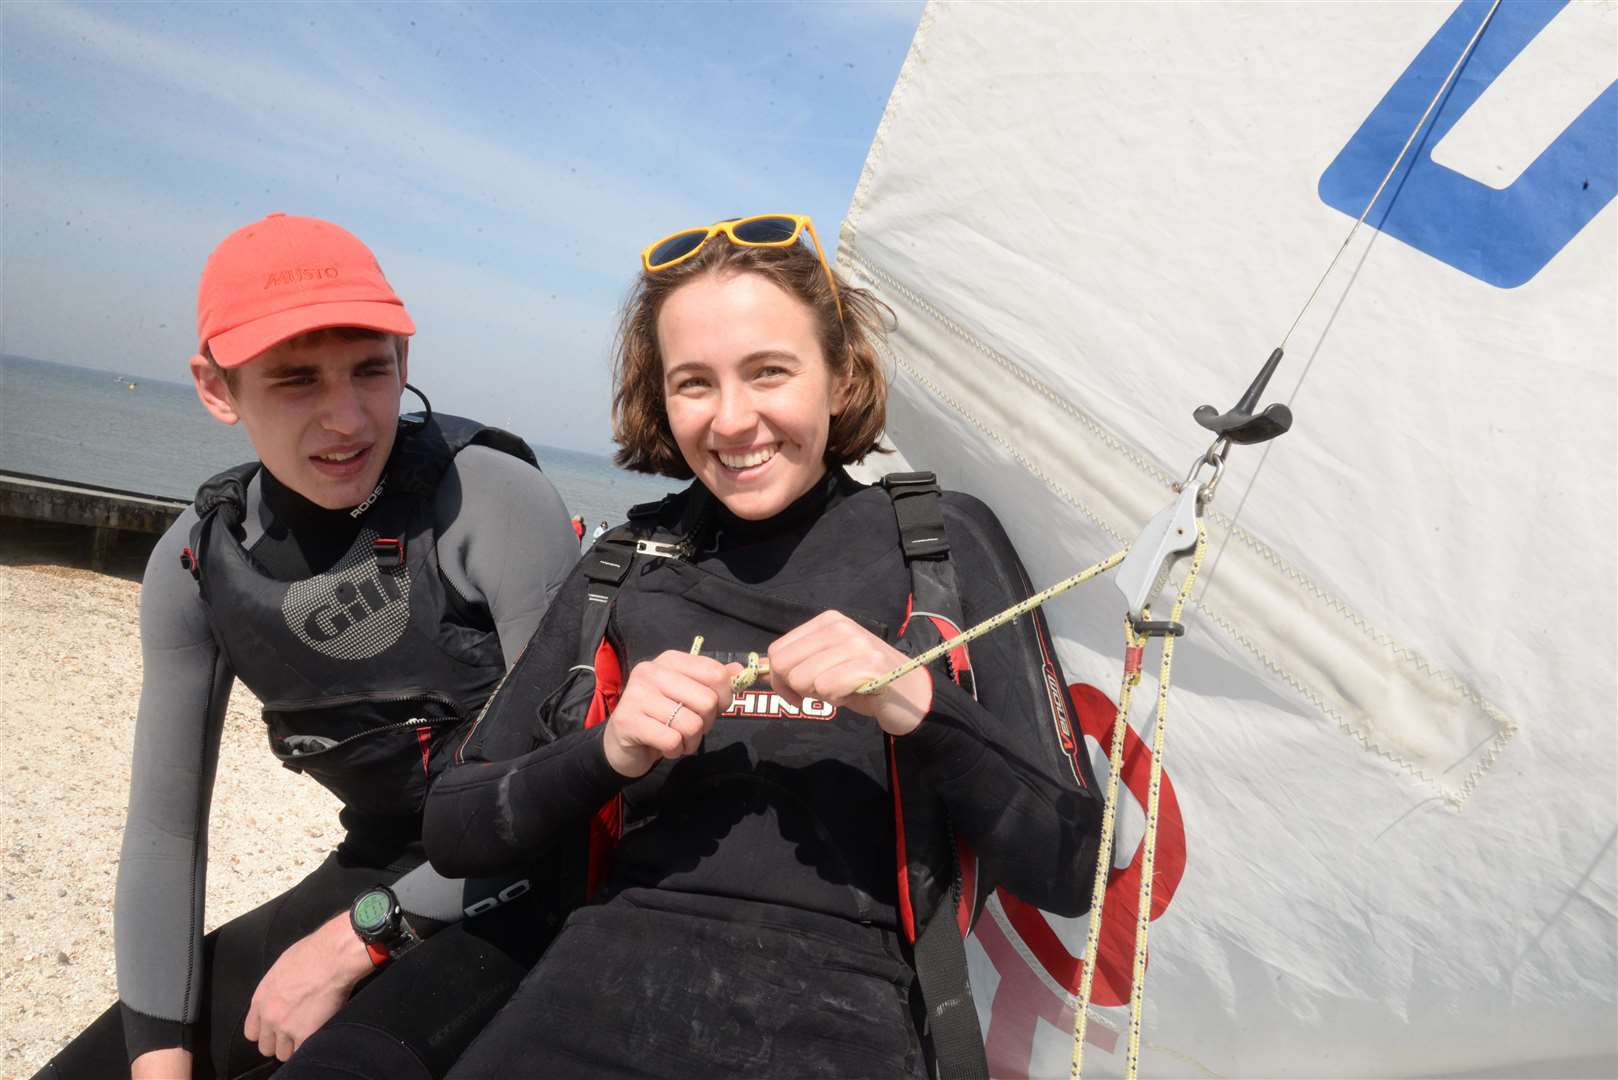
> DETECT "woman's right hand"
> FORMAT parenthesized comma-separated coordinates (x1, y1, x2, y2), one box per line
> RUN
(601, 651, 740, 778)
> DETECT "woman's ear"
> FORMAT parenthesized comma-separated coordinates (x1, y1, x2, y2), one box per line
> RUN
(830, 363, 854, 417)
(189, 353, 240, 425)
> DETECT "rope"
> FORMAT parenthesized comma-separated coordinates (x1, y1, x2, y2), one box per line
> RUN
(1198, 0, 1501, 601)
(853, 548, 1130, 695)
(1278, 0, 1499, 351)
(1071, 615, 1149, 1078)
(732, 652, 768, 692)
(1069, 525, 1205, 1079)
(689, 635, 773, 692)
(1124, 526, 1205, 1076)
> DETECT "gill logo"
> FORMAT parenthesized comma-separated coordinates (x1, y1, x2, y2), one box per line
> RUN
(303, 575, 403, 643)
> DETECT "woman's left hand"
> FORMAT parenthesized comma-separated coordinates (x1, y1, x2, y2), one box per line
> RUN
(767, 610, 932, 736)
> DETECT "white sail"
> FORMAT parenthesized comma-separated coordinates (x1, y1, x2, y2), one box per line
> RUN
(838, 2, 1616, 1076)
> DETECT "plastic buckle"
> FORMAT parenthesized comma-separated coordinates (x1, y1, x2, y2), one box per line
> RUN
(372, 537, 405, 569)
(179, 546, 199, 579)
(880, 471, 941, 496)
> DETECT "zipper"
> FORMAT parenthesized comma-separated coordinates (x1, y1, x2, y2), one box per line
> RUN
(635, 538, 690, 560)
(278, 715, 440, 760)
(266, 688, 459, 761)
(264, 687, 458, 712)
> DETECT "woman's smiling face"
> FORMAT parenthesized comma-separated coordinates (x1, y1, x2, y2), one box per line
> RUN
(658, 271, 851, 521)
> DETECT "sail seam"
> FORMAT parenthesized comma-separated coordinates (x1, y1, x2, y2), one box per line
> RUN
(841, 246, 1517, 806)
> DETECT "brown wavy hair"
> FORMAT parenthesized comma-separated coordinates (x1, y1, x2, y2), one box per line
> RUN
(611, 232, 890, 478)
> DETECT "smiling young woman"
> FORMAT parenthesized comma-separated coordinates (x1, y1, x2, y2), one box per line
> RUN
(423, 215, 1104, 1079)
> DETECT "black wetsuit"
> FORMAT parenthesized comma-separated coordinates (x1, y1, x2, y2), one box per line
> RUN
(425, 468, 1103, 1078)
(38, 423, 579, 1080)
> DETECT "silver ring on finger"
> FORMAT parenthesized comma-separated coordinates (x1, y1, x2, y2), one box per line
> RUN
(664, 702, 683, 726)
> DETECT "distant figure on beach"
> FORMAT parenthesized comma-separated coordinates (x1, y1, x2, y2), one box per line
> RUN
(592, 519, 609, 542)
(570, 514, 585, 546)
(38, 214, 579, 1080)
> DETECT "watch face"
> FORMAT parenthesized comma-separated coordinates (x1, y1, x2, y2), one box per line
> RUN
(353, 890, 392, 934)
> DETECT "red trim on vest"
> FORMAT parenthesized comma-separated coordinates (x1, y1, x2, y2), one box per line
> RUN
(888, 736, 917, 945)
(415, 727, 431, 778)
(927, 615, 973, 688)
(892, 591, 982, 941)
(897, 594, 974, 691)
(584, 637, 624, 899)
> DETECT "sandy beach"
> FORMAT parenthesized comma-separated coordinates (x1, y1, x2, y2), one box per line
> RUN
(0, 540, 344, 1078)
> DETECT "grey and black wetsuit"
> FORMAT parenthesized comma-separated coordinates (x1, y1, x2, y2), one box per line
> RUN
(39, 415, 580, 1080)
(424, 468, 1103, 1079)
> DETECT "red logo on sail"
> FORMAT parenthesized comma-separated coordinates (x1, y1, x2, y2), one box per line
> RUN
(976, 682, 1188, 1071)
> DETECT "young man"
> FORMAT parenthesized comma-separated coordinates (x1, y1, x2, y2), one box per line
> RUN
(37, 214, 580, 1080)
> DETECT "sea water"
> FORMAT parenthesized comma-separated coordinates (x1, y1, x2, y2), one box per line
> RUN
(0, 354, 674, 532)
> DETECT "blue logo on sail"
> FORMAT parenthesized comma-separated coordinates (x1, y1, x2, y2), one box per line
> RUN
(1319, 0, 1616, 288)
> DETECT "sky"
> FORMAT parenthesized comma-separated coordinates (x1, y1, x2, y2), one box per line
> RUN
(0, 1, 923, 453)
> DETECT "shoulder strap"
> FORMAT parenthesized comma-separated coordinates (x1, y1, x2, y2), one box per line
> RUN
(881, 471, 971, 680)
(576, 530, 637, 666)
(878, 471, 990, 1080)
(193, 461, 259, 524)
(180, 462, 260, 585)
(434, 413, 541, 470)
(388, 413, 539, 498)
(571, 486, 710, 666)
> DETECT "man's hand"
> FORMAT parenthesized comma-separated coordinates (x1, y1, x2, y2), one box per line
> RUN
(243, 911, 375, 1062)
(131, 1047, 191, 1079)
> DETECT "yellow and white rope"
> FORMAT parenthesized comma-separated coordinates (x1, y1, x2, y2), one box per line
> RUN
(1072, 524, 1205, 1079)
(1070, 615, 1149, 1078)
(854, 548, 1129, 696)
(690, 635, 772, 692)
(1123, 526, 1205, 1076)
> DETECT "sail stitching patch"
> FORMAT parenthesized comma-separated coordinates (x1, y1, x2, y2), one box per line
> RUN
(840, 247, 1517, 806)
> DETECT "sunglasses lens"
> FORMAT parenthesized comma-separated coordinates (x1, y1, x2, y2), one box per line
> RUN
(647, 230, 709, 269)
(731, 217, 800, 245)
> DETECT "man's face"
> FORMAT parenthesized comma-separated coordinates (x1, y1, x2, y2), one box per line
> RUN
(190, 334, 408, 509)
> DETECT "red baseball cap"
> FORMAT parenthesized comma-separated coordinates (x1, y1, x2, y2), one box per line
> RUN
(195, 213, 416, 368)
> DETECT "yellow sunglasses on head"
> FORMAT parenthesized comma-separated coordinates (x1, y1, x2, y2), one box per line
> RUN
(640, 213, 842, 319)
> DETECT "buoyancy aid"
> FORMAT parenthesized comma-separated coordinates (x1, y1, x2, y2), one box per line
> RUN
(181, 412, 539, 819)
(559, 471, 992, 1079)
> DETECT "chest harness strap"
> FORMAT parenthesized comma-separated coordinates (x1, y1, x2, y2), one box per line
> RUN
(881, 472, 990, 1080)
(573, 476, 990, 1079)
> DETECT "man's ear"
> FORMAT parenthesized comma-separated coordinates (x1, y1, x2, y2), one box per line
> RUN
(189, 353, 240, 425)
(396, 337, 410, 388)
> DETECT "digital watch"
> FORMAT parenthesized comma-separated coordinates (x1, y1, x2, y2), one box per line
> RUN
(349, 884, 421, 966)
